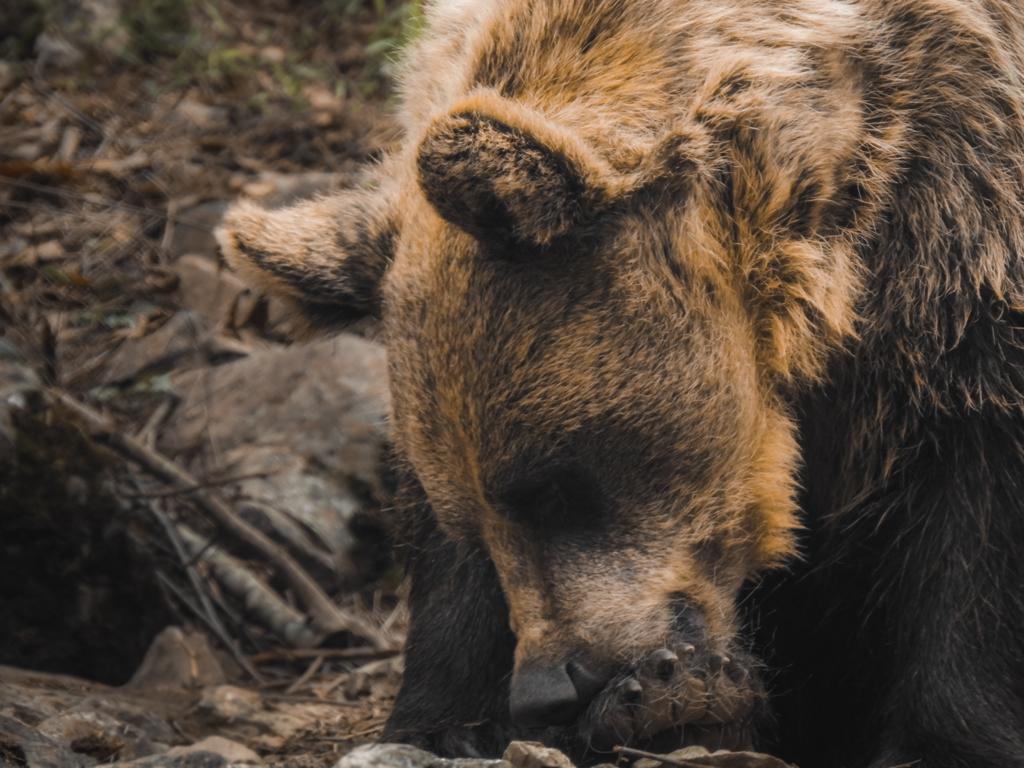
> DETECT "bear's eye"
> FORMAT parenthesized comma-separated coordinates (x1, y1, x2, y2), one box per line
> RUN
(497, 466, 602, 530)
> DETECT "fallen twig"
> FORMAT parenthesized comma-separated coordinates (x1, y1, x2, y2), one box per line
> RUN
(134, 399, 173, 450)
(147, 502, 265, 683)
(154, 571, 264, 684)
(123, 471, 275, 498)
(613, 746, 706, 768)
(261, 693, 360, 706)
(177, 525, 322, 649)
(311, 723, 387, 742)
(249, 647, 400, 664)
(613, 746, 797, 768)
(50, 387, 391, 649)
(284, 654, 325, 695)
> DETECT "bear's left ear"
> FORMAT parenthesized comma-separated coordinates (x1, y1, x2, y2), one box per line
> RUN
(216, 182, 397, 327)
(417, 91, 704, 248)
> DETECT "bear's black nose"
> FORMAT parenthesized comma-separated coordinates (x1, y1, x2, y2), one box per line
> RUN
(510, 659, 610, 727)
(509, 662, 581, 727)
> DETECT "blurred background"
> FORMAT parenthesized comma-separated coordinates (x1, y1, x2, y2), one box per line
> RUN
(0, 2, 420, 765)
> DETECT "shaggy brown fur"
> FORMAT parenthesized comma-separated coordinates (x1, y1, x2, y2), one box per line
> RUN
(219, 1, 1024, 766)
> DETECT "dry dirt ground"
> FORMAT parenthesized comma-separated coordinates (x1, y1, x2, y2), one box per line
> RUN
(1, 1, 411, 765)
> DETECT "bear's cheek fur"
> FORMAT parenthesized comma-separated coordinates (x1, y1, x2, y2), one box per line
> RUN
(479, 517, 745, 669)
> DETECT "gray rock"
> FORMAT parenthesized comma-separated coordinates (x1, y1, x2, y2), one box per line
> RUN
(335, 743, 511, 768)
(0, 712, 90, 768)
(172, 100, 229, 131)
(163, 335, 391, 586)
(34, 31, 84, 68)
(195, 686, 263, 724)
(165, 737, 261, 764)
(634, 748, 796, 768)
(502, 741, 574, 768)
(169, 202, 229, 261)
(55, 0, 128, 56)
(124, 627, 227, 693)
(112, 752, 228, 768)
(102, 311, 212, 385)
(634, 746, 712, 767)
(171, 255, 250, 327)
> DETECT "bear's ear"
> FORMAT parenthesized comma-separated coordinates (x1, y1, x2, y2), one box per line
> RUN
(216, 184, 397, 327)
(416, 91, 702, 249)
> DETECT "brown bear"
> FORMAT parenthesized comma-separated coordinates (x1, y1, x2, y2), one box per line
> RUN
(217, 1, 1024, 766)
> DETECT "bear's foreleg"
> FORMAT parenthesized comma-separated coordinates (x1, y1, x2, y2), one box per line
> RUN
(382, 493, 520, 758)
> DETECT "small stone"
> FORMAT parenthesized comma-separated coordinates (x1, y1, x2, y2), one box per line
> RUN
(115, 752, 228, 767)
(700, 750, 796, 767)
(259, 46, 285, 64)
(634, 745, 711, 767)
(167, 736, 261, 764)
(33, 240, 64, 262)
(169, 201, 228, 259)
(124, 626, 227, 692)
(635, 749, 796, 768)
(196, 685, 263, 722)
(335, 744, 510, 768)
(173, 99, 230, 131)
(10, 142, 41, 161)
(0, 237, 29, 265)
(36, 710, 128, 762)
(102, 310, 211, 384)
(502, 741, 574, 768)
(303, 85, 344, 112)
(34, 32, 83, 68)
(56, 124, 83, 162)
(172, 254, 249, 325)
(335, 744, 437, 768)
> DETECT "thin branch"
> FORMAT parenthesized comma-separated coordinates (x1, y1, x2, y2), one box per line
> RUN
(284, 654, 325, 695)
(249, 647, 400, 664)
(0, 177, 215, 232)
(613, 746, 708, 768)
(177, 525, 321, 649)
(147, 499, 265, 683)
(154, 571, 264, 684)
(50, 387, 390, 649)
(122, 471, 275, 498)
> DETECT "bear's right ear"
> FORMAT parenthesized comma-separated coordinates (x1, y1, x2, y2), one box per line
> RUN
(216, 184, 397, 327)
(417, 93, 625, 249)
(416, 91, 711, 249)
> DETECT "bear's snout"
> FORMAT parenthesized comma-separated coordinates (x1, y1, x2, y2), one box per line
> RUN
(509, 661, 582, 727)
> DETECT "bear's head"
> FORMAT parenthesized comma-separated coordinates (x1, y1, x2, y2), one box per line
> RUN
(218, 86, 853, 750)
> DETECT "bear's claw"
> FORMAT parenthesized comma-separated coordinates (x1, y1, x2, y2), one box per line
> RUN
(570, 644, 762, 755)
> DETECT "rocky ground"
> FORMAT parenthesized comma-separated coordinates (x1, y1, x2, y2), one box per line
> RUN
(0, 3, 795, 767)
(2, 2, 410, 765)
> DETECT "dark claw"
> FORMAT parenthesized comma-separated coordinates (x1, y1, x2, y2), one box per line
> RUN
(648, 648, 679, 681)
(708, 653, 730, 673)
(619, 677, 643, 704)
(679, 643, 696, 661)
